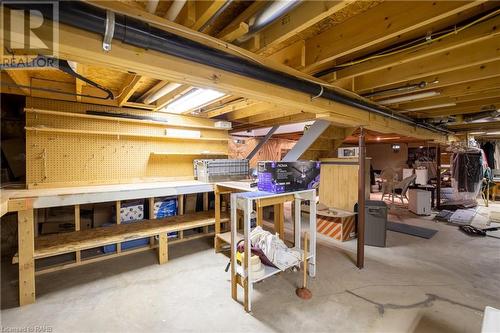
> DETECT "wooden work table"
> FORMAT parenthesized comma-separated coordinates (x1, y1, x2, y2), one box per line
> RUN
(213, 180, 293, 252)
(1, 180, 219, 306)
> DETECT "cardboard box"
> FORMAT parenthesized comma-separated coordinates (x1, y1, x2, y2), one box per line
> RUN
(40, 217, 91, 235)
(316, 210, 357, 242)
(154, 197, 178, 239)
(257, 161, 321, 193)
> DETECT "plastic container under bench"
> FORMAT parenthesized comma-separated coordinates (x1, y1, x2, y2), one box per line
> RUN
(154, 196, 178, 239)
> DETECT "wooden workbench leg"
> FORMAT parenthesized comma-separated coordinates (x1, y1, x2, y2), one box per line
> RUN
(149, 198, 155, 246)
(158, 233, 168, 264)
(274, 203, 285, 240)
(75, 205, 81, 263)
(18, 209, 35, 306)
(115, 201, 121, 253)
(256, 206, 263, 227)
(214, 188, 221, 251)
(230, 194, 238, 302)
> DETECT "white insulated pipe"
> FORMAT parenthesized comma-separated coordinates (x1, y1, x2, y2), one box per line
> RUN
(165, 0, 187, 21)
(143, 82, 182, 104)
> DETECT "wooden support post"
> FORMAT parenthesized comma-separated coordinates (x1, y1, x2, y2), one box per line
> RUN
(203, 192, 209, 233)
(178, 195, 184, 215)
(149, 197, 155, 246)
(214, 187, 221, 251)
(436, 145, 442, 208)
(178, 195, 184, 239)
(273, 203, 285, 240)
(74, 205, 81, 263)
(115, 201, 121, 253)
(33, 209, 39, 237)
(158, 233, 168, 264)
(18, 209, 35, 306)
(357, 128, 366, 269)
(256, 206, 263, 227)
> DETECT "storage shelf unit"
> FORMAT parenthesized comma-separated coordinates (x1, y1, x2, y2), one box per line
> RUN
(230, 189, 317, 312)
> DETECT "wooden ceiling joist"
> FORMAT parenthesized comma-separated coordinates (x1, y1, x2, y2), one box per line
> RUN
(365, 60, 500, 100)
(354, 36, 500, 93)
(333, 14, 500, 81)
(245, 0, 351, 54)
(117, 74, 143, 106)
(304, 1, 489, 73)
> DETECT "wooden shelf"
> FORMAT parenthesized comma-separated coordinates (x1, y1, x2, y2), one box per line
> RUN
(33, 210, 229, 259)
(151, 152, 228, 156)
(25, 126, 229, 142)
(25, 108, 228, 131)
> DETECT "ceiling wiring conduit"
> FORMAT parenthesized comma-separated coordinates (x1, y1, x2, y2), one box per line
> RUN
(6, 1, 450, 135)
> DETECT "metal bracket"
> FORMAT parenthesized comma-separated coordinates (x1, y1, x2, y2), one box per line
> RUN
(103, 10, 115, 52)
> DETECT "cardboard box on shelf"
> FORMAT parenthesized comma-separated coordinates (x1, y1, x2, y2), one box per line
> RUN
(257, 161, 321, 193)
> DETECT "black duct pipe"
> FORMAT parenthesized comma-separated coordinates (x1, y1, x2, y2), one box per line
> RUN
(6, 1, 450, 134)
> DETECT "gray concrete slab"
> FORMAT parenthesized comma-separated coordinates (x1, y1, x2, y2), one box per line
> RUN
(1, 201, 499, 332)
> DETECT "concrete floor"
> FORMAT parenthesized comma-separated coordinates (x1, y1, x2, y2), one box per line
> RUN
(1, 200, 500, 332)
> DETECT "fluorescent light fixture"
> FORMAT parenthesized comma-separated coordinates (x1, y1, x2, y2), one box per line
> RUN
(469, 132, 485, 135)
(378, 91, 440, 105)
(165, 128, 201, 139)
(163, 88, 225, 114)
(485, 131, 500, 136)
(405, 102, 456, 112)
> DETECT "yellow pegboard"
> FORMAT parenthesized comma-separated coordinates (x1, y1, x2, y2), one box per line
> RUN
(25, 98, 229, 188)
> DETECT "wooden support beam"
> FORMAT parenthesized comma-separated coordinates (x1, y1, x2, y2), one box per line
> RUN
(115, 201, 121, 253)
(192, 1, 226, 32)
(304, 1, 489, 73)
(395, 90, 500, 111)
(26, 10, 446, 142)
(415, 98, 500, 118)
(205, 99, 256, 118)
(248, 1, 350, 53)
(219, 22, 249, 43)
(355, 37, 500, 93)
(5, 70, 31, 95)
(18, 210, 35, 306)
(267, 40, 306, 69)
(117, 74, 143, 106)
(366, 60, 500, 99)
(333, 15, 500, 80)
(158, 233, 168, 264)
(216, 1, 267, 40)
(75, 204, 81, 262)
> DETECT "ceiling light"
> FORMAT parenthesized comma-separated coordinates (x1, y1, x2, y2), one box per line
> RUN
(405, 102, 456, 112)
(378, 91, 440, 105)
(162, 89, 225, 114)
(469, 132, 485, 135)
(485, 131, 500, 136)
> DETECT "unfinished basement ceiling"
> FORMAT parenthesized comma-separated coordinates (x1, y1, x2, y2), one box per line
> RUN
(1, 0, 499, 139)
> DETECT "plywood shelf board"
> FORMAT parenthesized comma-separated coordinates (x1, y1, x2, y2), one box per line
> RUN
(151, 152, 228, 156)
(25, 127, 228, 142)
(34, 210, 229, 258)
(3, 180, 215, 210)
(25, 108, 227, 130)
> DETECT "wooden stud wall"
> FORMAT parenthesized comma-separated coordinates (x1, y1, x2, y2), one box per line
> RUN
(25, 98, 229, 188)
